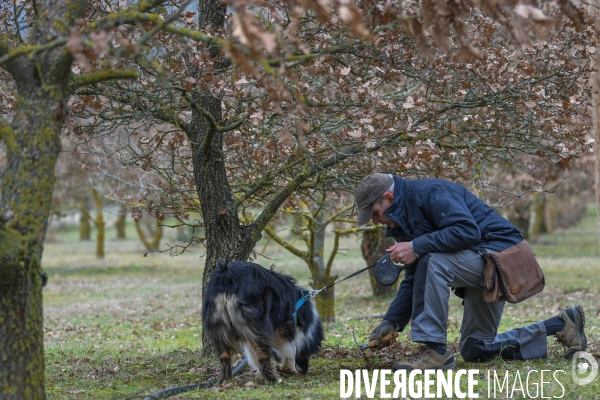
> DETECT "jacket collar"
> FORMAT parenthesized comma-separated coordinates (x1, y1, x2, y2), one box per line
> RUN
(383, 176, 412, 237)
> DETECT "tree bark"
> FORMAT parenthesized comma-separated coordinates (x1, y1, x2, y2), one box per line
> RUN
(312, 274, 336, 322)
(361, 228, 399, 296)
(0, 2, 88, 397)
(591, 1, 600, 256)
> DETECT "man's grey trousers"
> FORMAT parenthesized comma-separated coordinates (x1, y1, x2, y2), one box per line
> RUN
(410, 250, 547, 360)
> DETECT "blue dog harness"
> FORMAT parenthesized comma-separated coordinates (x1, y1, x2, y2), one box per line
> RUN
(292, 289, 311, 325)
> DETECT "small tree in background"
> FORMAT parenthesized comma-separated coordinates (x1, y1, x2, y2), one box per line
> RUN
(133, 208, 164, 252)
(263, 191, 374, 321)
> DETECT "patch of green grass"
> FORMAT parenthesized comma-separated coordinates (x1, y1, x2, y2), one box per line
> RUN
(44, 207, 600, 399)
(531, 204, 600, 258)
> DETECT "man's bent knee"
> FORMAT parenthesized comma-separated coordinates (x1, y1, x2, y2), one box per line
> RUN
(461, 337, 524, 362)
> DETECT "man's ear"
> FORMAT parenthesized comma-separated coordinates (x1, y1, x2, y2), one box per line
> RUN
(383, 192, 394, 203)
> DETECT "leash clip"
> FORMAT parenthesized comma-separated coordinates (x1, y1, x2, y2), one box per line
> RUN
(309, 287, 324, 298)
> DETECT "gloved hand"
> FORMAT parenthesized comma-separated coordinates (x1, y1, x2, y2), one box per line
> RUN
(369, 320, 399, 347)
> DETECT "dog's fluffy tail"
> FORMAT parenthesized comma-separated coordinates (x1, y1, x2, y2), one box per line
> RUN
(202, 262, 261, 350)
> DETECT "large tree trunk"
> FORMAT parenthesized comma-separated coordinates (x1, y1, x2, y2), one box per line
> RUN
(361, 228, 399, 296)
(591, 1, 600, 256)
(188, 0, 259, 356)
(0, 2, 87, 397)
(0, 115, 58, 399)
(190, 94, 258, 355)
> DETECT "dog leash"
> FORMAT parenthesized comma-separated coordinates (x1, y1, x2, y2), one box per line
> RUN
(313, 261, 380, 296)
(143, 357, 248, 400)
(293, 261, 379, 318)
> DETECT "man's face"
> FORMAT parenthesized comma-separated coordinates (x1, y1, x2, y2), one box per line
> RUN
(371, 194, 398, 228)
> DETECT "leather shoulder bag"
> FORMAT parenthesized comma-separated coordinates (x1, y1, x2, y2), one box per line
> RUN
(482, 239, 545, 303)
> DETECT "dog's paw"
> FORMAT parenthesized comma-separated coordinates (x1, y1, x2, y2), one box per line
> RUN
(277, 366, 295, 375)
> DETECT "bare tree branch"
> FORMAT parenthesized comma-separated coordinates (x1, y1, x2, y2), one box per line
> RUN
(252, 144, 363, 234)
(326, 226, 377, 276)
(263, 224, 308, 260)
(68, 70, 139, 93)
(0, 38, 68, 68)
(90, 0, 168, 30)
(90, 8, 223, 48)
(218, 116, 246, 132)
(136, 0, 193, 50)
(152, 110, 189, 132)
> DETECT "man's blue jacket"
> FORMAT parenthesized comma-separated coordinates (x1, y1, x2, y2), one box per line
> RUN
(382, 176, 523, 330)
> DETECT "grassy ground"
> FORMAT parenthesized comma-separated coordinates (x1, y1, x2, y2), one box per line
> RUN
(43, 207, 600, 399)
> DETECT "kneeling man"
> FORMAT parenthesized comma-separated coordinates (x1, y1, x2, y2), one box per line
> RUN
(356, 173, 586, 370)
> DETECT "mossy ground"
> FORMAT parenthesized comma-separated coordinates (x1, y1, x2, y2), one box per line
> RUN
(44, 206, 600, 399)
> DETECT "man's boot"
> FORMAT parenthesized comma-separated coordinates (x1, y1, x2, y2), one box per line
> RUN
(555, 306, 587, 359)
(392, 346, 456, 371)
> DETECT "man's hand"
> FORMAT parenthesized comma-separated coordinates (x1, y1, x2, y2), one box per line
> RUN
(386, 241, 418, 265)
(369, 320, 399, 347)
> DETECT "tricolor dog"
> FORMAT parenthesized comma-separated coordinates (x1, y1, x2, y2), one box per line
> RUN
(202, 261, 324, 383)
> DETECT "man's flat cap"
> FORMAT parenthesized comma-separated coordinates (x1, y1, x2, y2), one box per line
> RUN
(355, 173, 394, 226)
